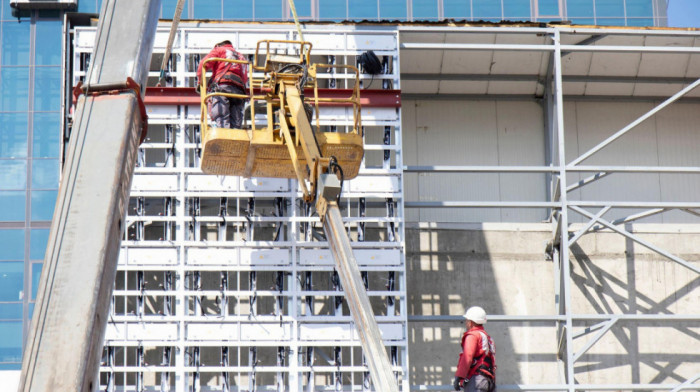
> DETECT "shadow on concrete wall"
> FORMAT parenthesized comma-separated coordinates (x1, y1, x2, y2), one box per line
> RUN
(569, 230, 700, 386)
(405, 226, 527, 388)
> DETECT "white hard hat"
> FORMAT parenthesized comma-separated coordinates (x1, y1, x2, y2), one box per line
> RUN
(463, 306, 487, 324)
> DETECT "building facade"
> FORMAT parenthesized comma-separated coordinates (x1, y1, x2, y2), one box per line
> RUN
(4, 1, 699, 392)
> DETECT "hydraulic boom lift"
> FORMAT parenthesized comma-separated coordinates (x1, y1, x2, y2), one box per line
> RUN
(199, 40, 400, 392)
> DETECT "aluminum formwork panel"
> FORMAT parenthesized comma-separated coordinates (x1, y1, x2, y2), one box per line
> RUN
(71, 24, 407, 392)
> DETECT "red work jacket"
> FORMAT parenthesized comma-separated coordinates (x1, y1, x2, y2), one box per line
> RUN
(455, 325, 496, 380)
(196, 44, 248, 89)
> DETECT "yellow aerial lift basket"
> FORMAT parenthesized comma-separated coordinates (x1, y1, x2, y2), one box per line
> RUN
(199, 40, 364, 183)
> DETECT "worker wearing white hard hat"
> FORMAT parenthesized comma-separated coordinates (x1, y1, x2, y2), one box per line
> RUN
(453, 306, 496, 391)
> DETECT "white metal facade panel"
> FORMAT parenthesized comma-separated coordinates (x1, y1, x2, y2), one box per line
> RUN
(131, 174, 178, 191)
(77, 25, 410, 392)
(187, 248, 238, 265)
(187, 323, 239, 341)
(654, 103, 700, 223)
(407, 100, 505, 222)
(495, 101, 547, 222)
(125, 248, 178, 265)
(347, 175, 400, 193)
(239, 248, 290, 266)
(240, 323, 291, 340)
(240, 177, 289, 192)
(186, 174, 240, 191)
(299, 249, 401, 266)
(637, 36, 694, 77)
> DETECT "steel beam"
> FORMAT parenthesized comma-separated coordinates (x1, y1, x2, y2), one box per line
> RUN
(569, 206, 611, 245)
(400, 42, 700, 54)
(566, 172, 610, 192)
(403, 165, 700, 174)
(18, 1, 161, 391)
(404, 201, 559, 208)
(570, 206, 700, 275)
(144, 87, 402, 107)
(552, 30, 576, 392)
(569, 78, 700, 166)
(670, 373, 700, 392)
(408, 314, 700, 322)
(572, 318, 618, 362)
(401, 73, 699, 85)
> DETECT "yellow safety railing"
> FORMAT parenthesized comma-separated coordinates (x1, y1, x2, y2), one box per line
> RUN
(198, 57, 256, 131)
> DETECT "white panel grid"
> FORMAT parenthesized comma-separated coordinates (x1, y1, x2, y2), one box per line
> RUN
(73, 25, 407, 391)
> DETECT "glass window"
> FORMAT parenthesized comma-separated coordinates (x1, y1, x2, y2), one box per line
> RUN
(0, 304, 22, 320)
(28, 303, 34, 320)
(0, 321, 23, 364)
(255, 0, 283, 20)
(0, 160, 27, 190)
(626, 17, 653, 26)
(503, 0, 531, 20)
(77, 0, 98, 13)
(413, 0, 439, 20)
(31, 159, 59, 190)
(380, 0, 407, 20)
(1, 1, 13, 19)
(33, 67, 61, 112)
(626, 0, 652, 17)
(0, 67, 30, 112)
(538, 0, 559, 15)
(194, 0, 221, 19)
(223, 0, 254, 20)
(0, 262, 23, 301)
(443, 0, 469, 18)
(35, 20, 62, 66)
(31, 190, 58, 221)
(1, 21, 31, 66)
(473, 0, 502, 21)
(0, 113, 28, 158)
(33, 112, 61, 159)
(569, 17, 595, 24)
(0, 192, 25, 222)
(597, 17, 625, 25)
(0, 230, 24, 260)
(348, 0, 377, 20)
(30, 229, 49, 260)
(566, 0, 594, 17)
(319, 0, 346, 20)
(292, 0, 312, 18)
(595, 0, 624, 20)
(162, 0, 182, 19)
(32, 263, 43, 300)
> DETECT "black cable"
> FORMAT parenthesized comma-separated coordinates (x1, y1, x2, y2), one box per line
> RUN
(328, 156, 344, 204)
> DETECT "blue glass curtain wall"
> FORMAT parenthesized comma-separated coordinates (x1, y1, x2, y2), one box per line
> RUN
(144, 0, 659, 25)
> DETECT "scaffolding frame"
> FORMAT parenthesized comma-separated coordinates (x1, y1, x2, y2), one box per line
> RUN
(71, 25, 407, 391)
(400, 26, 700, 391)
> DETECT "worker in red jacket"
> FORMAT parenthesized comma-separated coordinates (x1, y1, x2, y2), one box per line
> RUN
(196, 40, 249, 129)
(454, 306, 496, 391)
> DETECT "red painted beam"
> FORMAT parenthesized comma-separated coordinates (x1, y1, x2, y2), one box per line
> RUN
(144, 87, 401, 108)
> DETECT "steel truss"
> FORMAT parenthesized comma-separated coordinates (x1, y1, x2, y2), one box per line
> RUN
(400, 26, 700, 391)
(71, 25, 407, 391)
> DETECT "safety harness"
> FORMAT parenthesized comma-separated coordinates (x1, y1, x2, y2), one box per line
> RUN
(463, 329, 496, 380)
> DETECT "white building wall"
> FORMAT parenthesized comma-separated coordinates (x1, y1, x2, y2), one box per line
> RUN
(403, 99, 700, 224)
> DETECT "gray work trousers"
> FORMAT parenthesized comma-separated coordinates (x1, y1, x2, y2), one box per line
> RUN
(207, 84, 245, 129)
(464, 375, 496, 392)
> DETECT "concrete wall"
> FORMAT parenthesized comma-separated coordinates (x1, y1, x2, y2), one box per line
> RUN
(405, 224, 699, 388)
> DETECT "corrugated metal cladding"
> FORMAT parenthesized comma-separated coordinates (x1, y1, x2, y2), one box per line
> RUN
(403, 99, 700, 224)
